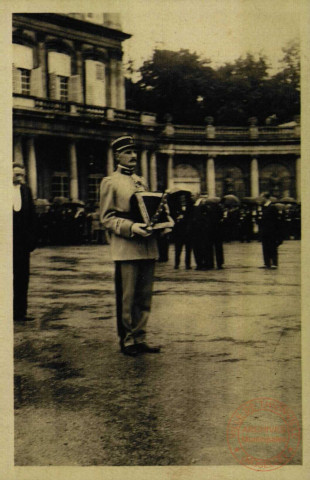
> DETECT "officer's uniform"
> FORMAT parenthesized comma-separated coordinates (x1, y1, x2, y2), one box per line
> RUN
(100, 161, 158, 350)
(261, 200, 283, 268)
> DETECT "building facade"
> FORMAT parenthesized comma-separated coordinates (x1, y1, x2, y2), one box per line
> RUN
(13, 13, 301, 205)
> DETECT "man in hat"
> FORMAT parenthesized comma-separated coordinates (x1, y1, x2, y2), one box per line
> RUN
(260, 193, 283, 269)
(13, 162, 37, 321)
(100, 136, 161, 356)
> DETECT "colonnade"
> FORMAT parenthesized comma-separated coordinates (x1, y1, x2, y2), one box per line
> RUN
(13, 135, 301, 202)
(164, 152, 300, 201)
(13, 136, 159, 200)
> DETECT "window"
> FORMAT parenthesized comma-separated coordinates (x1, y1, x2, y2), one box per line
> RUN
(20, 68, 31, 95)
(51, 173, 69, 199)
(13, 44, 33, 95)
(88, 175, 102, 203)
(48, 51, 71, 101)
(59, 76, 69, 102)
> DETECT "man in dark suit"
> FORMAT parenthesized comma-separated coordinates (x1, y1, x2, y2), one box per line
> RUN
(260, 193, 283, 269)
(13, 162, 37, 321)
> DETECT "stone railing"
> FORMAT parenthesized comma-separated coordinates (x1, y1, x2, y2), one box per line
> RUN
(164, 123, 299, 140)
(173, 125, 206, 137)
(113, 108, 141, 123)
(13, 94, 300, 140)
(75, 104, 108, 117)
(34, 98, 71, 113)
(213, 127, 250, 139)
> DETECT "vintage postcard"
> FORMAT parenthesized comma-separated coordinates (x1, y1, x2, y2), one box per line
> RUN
(1, 0, 309, 479)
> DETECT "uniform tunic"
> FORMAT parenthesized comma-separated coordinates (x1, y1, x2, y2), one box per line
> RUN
(99, 166, 158, 347)
(99, 167, 158, 261)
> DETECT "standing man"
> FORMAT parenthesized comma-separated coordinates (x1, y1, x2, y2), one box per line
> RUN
(13, 162, 37, 321)
(260, 193, 283, 269)
(100, 136, 160, 356)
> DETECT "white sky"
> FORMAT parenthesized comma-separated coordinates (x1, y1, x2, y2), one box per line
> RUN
(107, 0, 302, 75)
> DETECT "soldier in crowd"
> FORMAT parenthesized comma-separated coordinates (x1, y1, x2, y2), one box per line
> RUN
(169, 190, 194, 270)
(260, 193, 283, 269)
(238, 204, 253, 242)
(192, 199, 224, 270)
(291, 203, 301, 240)
(206, 201, 225, 269)
(13, 162, 37, 322)
(157, 232, 170, 262)
(99, 135, 161, 357)
(192, 199, 207, 270)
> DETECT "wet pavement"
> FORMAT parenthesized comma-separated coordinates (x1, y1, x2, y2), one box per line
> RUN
(14, 240, 301, 466)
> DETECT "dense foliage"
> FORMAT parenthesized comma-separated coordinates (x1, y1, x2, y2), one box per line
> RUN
(125, 40, 300, 126)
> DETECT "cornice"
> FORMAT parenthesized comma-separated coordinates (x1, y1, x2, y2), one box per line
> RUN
(13, 13, 129, 51)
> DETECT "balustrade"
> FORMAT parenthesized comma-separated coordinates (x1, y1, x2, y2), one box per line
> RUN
(113, 108, 141, 122)
(35, 97, 70, 113)
(13, 94, 300, 141)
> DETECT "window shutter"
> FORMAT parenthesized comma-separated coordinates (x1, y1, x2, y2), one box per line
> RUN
(85, 60, 96, 105)
(95, 62, 106, 106)
(68, 75, 82, 103)
(13, 64, 22, 94)
(49, 73, 60, 100)
(30, 67, 43, 97)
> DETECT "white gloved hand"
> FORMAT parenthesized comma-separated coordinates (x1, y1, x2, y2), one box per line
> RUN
(131, 223, 153, 237)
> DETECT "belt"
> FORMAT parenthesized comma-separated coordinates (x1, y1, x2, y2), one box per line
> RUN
(115, 211, 133, 220)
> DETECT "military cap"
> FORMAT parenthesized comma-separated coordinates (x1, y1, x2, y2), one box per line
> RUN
(111, 135, 136, 154)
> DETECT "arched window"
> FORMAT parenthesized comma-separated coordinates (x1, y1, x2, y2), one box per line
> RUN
(260, 163, 293, 198)
(216, 166, 246, 198)
(48, 51, 71, 101)
(173, 163, 201, 195)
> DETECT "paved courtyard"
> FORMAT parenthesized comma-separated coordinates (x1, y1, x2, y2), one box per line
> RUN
(14, 240, 301, 466)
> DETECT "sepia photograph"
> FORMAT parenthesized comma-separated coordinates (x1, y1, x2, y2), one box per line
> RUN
(1, 0, 310, 478)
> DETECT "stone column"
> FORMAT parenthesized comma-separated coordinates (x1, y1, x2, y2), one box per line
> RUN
(109, 58, 118, 108)
(141, 150, 148, 182)
(296, 157, 301, 202)
(116, 60, 126, 109)
(69, 140, 79, 201)
(250, 157, 259, 198)
(207, 157, 216, 197)
(150, 152, 157, 191)
(13, 136, 24, 165)
(167, 153, 174, 189)
(26, 137, 37, 199)
(107, 146, 114, 176)
(76, 48, 83, 78)
(38, 41, 47, 96)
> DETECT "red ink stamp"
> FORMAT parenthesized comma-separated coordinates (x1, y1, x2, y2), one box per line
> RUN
(227, 397, 301, 471)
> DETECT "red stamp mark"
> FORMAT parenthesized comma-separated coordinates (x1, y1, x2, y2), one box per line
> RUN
(227, 397, 301, 471)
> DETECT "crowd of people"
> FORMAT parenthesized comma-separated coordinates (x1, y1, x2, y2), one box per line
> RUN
(32, 191, 301, 250)
(13, 137, 301, 358)
(157, 191, 300, 270)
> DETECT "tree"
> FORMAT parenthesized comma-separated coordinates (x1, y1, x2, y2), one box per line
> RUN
(213, 53, 270, 125)
(262, 40, 300, 123)
(128, 49, 215, 124)
(278, 39, 300, 89)
(125, 44, 300, 126)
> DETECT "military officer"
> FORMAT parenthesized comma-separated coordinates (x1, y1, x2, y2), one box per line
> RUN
(100, 136, 161, 356)
(260, 193, 283, 268)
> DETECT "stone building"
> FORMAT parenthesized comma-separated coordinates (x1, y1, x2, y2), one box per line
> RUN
(13, 13, 301, 204)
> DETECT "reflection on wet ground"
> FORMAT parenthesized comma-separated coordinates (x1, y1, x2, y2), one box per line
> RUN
(14, 241, 301, 465)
